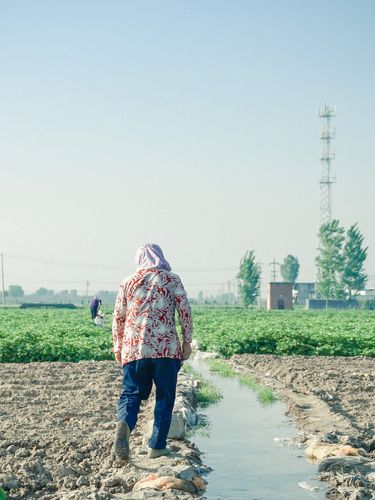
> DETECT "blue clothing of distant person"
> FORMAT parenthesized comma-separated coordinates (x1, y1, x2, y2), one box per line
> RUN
(90, 296, 102, 319)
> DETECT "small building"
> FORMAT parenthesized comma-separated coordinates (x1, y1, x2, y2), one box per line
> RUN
(294, 282, 316, 305)
(267, 282, 293, 310)
(358, 289, 375, 298)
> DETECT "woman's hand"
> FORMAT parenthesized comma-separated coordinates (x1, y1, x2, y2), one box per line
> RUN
(182, 341, 192, 360)
(115, 352, 122, 365)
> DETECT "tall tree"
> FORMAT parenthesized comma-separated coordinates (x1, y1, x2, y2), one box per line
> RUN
(280, 255, 300, 286)
(341, 223, 368, 297)
(316, 219, 345, 299)
(8, 285, 24, 300)
(237, 250, 261, 306)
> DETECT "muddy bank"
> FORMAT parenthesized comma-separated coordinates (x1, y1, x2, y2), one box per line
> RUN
(0, 361, 207, 499)
(231, 354, 375, 499)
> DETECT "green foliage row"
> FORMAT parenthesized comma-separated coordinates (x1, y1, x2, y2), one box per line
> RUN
(193, 307, 375, 358)
(0, 306, 374, 363)
(0, 308, 113, 363)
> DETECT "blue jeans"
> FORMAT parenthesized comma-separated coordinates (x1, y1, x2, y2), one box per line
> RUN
(118, 358, 181, 449)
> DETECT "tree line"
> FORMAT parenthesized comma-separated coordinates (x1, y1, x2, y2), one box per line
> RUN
(3, 287, 117, 305)
(237, 220, 368, 306)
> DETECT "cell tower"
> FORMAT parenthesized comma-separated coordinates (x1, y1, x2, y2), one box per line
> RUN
(319, 105, 336, 226)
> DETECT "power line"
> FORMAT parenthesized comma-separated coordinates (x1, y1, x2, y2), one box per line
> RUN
(4, 252, 374, 293)
(2, 269, 232, 291)
(3, 275, 119, 285)
(5, 274, 227, 288)
(3, 251, 237, 273)
(4, 252, 130, 271)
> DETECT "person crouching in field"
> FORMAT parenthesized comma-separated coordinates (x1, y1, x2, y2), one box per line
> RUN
(112, 244, 192, 460)
(90, 295, 102, 320)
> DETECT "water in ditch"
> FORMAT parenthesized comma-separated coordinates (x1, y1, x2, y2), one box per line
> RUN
(188, 359, 325, 500)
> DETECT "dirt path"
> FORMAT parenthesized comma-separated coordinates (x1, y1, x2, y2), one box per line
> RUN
(231, 354, 375, 498)
(2, 355, 375, 499)
(0, 361, 206, 499)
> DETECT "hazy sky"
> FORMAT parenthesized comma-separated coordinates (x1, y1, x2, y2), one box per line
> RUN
(1, 0, 374, 297)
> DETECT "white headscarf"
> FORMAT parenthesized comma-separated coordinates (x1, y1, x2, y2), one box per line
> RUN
(135, 243, 172, 272)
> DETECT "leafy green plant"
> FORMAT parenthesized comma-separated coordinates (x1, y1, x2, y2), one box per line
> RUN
(182, 364, 222, 406)
(206, 358, 277, 405)
(196, 383, 222, 406)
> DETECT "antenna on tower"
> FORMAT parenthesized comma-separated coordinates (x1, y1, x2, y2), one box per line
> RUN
(319, 105, 336, 226)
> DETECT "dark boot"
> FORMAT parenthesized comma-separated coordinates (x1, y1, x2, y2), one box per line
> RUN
(114, 421, 130, 460)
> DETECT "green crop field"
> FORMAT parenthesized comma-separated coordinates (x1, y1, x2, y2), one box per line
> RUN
(193, 307, 375, 357)
(0, 306, 374, 363)
(0, 308, 113, 363)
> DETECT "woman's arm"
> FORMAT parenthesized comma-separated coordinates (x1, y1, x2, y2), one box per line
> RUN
(112, 282, 127, 363)
(174, 277, 193, 359)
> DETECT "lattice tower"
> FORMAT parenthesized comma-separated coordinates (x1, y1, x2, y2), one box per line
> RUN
(319, 105, 336, 226)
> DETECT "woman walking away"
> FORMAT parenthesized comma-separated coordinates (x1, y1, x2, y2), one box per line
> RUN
(112, 244, 193, 460)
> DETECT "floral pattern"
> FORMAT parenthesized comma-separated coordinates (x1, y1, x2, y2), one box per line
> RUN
(112, 268, 193, 365)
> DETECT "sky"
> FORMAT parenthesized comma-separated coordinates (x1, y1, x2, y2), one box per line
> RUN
(1, 0, 374, 297)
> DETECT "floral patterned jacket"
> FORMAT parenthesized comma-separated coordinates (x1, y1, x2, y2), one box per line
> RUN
(112, 268, 193, 365)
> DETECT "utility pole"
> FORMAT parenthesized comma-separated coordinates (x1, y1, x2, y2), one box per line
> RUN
(257, 261, 263, 309)
(86, 280, 90, 304)
(232, 278, 237, 304)
(269, 258, 280, 282)
(1, 253, 5, 305)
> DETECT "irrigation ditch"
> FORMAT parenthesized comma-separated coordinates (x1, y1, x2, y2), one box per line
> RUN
(187, 353, 324, 499)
